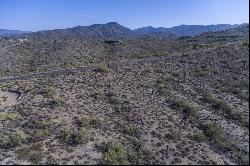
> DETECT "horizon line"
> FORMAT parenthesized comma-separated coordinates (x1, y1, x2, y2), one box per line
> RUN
(0, 22, 248, 32)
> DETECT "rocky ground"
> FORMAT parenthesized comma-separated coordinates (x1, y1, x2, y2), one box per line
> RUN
(0, 27, 249, 165)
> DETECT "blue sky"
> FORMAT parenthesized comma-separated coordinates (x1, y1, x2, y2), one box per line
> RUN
(0, 0, 249, 31)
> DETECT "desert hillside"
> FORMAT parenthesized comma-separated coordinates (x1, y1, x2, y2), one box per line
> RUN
(0, 23, 249, 165)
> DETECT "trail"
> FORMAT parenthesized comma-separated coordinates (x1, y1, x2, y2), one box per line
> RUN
(0, 47, 216, 83)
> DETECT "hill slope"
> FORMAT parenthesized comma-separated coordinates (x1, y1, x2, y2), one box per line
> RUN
(0, 22, 249, 165)
(134, 24, 240, 36)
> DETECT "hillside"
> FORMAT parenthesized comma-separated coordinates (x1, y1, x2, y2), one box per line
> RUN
(0, 25, 249, 165)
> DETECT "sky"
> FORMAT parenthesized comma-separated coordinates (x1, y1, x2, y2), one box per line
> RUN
(0, 0, 249, 31)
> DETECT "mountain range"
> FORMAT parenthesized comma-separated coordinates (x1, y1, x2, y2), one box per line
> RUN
(1, 22, 247, 40)
(0, 29, 30, 37)
(134, 24, 240, 36)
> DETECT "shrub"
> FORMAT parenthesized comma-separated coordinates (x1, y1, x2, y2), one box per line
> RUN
(1, 96, 8, 102)
(109, 95, 122, 112)
(241, 41, 249, 47)
(50, 95, 64, 106)
(198, 70, 210, 77)
(109, 96, 122, 105)
(212, 100, 232, 113)
(0, 112, 17, 121)
(235, 151, 249, 165)
(36, 120, 54, 130)
(123, 124, 141, 138)
(228, 110, 244, 122)
(201, 91, 215, 103)
(77, 117, 90, 127)
(157, 84, 168, 95)
(193, 132, 206, 143)
(77, 117, 102, 129)
(103, 142, 131, 165)
(77, 117, 102, 128)
(172, 98, 197, 119)
(165, 131, 182, 141)
(96, 63, 108, 73)
(202, 123, 221, 140)
(201, 122, 230, 151)
(171, 71, 181, 78)
(43, 85, 55, 95)
(129, 137, 144, 152)
(61, 127, 88, 145)
(0, 130, 28, 148)
(89, 118, 102, 128)
(17, 142, 44, 164)
(142, 51, 153, 58)
(127, 149, 140, 165)
(34, 129, 49, 140)
(201, 91, 244, 124)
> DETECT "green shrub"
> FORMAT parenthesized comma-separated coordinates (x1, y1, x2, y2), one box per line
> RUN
(202, 123, 221, 140)
(96, 63, 108, 73)
(0, 130, 28, 148)
(142, 51, 153, 58)
(61, 127, 88, 145)
(229, 110, 244, 122)
(201, 122, 230, 151)
(78, 117, 102, 129)
(201, 91, 215, 103)
(0, 112, 17, 121)
(44, 85, 55, 95)
(103, 142, 131, 165)
(201, 91, 244, 124)
(17, 142, 44, 164)
(39, 120, 53, 129)
(50, 95, 64, 106)
(107, 93, 122, 112)
(78, 117, 90, 127)
(34, 129, 49, 140)
(172, 98, 197, 119)
(235, 151, 249, 165)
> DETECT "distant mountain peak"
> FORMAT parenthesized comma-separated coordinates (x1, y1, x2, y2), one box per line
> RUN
(18, 22, 133, 40)
(105, 22, 130, 29)
(106, 22, 120, 25)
